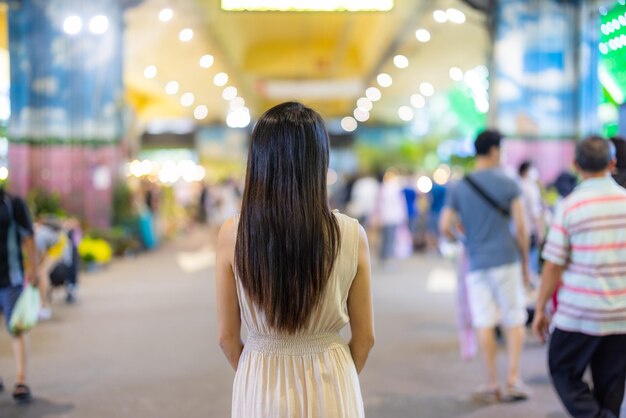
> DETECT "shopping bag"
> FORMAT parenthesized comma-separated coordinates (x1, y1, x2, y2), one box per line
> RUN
(455, 246, 477, 361)
(9, 284, 41, 334)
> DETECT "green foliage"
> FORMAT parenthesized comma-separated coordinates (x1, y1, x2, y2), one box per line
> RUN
(355, 136, 442, 172)
(28, 189, 65, 218)
(87, 226, 142, 257)
(112, 182, 136, 226)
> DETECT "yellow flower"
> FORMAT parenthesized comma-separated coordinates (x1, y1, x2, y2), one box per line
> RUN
(78, 237, 113, 264)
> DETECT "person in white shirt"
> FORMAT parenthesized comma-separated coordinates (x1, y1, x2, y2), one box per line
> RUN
(518, 161, 545, 277)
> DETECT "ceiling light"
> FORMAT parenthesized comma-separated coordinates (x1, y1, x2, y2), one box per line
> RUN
(357, 97, 373, 112)
(214, 72, 229, 86)
(89, 15, 109, 34)
(63, 16, 82, 35)
(341, 116, 357, 132)
(475, 65, 489, 78)
(419, 82, 434, 97)
(417, 176, 433, 193)
(393, 55, 409, 69)
(446, 8, 466, 24)
(415, 29, 431, 42)
(433, 10, 448, 23)
(194, 166, 206, 182)
(398, 106, 415, 122)
(599, 43, 609, 54)
(354, 108, 370, 122)
(230, 97, 245, 110)
(366, 87, 382, 102)
(144, 65, 157, 79)
(180, 92, 195, 107)
(165, 81, 180, 95)
(221, 0, 394, 12)
(179, 28, 193, 42)
(410, 94, 425, 108)
(199, 55, 214, 68)
(226, 108, 251, 128)
(377, 73, 392, 88)
(159, 8, 173, 22)
(194, 105, 209, 120)
(398, 106, 414, 121)
(222, 86, 238, 101)
(449, 67, 463, 81)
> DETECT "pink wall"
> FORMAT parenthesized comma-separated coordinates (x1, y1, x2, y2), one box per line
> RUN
(502, 139, 577, 185)
(7, 143, 124, 229)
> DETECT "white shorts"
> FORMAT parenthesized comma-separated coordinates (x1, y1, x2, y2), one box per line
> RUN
(466, 262, 527, 328)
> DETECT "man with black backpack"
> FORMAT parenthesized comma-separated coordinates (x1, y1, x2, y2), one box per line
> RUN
(440, 130, 531, 403)
(0, 187, 38, 403)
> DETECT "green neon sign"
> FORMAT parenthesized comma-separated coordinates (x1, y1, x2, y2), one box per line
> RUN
(599, 2, 626, 104)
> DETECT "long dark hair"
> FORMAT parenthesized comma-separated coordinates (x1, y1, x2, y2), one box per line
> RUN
(235, 102, 340, 334)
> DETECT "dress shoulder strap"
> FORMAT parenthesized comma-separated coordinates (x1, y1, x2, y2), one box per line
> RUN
(232, 214, 240, 241)
(333, 211, 360, 277)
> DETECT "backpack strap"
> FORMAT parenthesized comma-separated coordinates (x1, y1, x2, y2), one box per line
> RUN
(464, 175, 511, 217)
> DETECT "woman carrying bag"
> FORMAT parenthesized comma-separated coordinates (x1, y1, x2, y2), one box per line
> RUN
(0, 188, 38, 403)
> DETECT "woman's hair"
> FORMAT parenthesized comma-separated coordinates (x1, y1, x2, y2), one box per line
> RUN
(235, 102, 340, 334)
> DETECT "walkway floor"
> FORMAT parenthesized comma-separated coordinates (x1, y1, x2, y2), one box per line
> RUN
(0, 227, 612, 417)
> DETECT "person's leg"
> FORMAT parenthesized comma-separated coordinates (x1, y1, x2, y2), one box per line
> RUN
(504, 325, 525, 385)
(380, 225, 395, 261)
(590, 334, 626, 417)
(476, 327, 499, 389)
(11, 333, 32, 402)
(492, 263, 528, 390)
(11, 334, 27, 385)
(466, 269, 499, 391)
(549, 328, 601, 418)
(38, 256, 56, 316)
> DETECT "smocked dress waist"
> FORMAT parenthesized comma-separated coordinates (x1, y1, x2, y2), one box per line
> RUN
(245, 332, 346, 355)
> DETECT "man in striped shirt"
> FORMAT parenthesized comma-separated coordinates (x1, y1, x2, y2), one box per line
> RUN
(533, 136, 626, 418)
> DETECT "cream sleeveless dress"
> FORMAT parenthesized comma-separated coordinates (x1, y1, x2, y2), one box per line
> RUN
(232, 211, 365, 418)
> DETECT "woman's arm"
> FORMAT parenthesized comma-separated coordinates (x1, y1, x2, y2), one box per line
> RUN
(215, 218, 244, 370)
(347, 225, 375, 374)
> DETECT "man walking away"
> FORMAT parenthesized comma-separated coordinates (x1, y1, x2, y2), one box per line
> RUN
(533, 136, 626, 418)
(440, 129, 530, 402)
(0, 188, 38, 403)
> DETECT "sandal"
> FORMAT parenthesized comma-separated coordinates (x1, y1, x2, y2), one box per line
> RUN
(13, 383, 32, 404)
(471, 385, 500, 403)
(501, 381, 531, 402)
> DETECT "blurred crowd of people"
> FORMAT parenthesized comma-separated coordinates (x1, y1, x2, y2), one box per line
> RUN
(328, 135, 626, 278)
(334, 170, 448, 268)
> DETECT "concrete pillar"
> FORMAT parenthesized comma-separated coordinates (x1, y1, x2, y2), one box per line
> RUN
(7, 0, 128, 228)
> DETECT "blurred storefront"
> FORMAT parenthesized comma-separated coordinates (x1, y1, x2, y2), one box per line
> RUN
(3, 0, 135, 228)
(0, 0, 624, 230)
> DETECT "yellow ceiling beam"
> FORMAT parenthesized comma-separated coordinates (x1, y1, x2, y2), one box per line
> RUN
(126, 88, 187, 120)
(244, 40, 362, 78)
(221, 0, 394, 12)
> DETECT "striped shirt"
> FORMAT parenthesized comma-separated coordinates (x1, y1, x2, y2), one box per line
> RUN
(542, 176, 626, 336)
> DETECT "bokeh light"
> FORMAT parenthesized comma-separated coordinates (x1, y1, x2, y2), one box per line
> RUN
(341, 116, 358, 132)
(417, 176, 433, 193)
